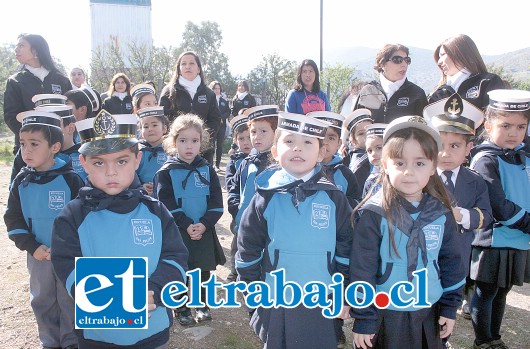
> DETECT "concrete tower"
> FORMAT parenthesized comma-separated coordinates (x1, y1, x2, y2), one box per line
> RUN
(90, 0, 152, 66)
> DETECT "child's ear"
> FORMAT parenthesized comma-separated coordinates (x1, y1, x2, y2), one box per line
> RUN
(465, 141, 473, 156)
(80, 106, 88, 118)
(135, 150, 143, 170)
(51, 142, 62, 154)
(271, 144, 279, 160)
(484, 120, 491, 134)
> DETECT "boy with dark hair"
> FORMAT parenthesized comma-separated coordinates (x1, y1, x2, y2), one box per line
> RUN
(4, 111, 84, 349)
(51, 110, 189, 349)
(224, 111, 252, 282)
(424, 93, 494, 348)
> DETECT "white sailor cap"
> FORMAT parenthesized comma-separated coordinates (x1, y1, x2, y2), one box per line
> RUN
(277, 112, 330, 139)
(16, 111, 62, 130)
(245, 105, 279, 121)
(137, 106, 164, 119)
(488, 89, 530, 111)
(365, 123, 387, 137)
(306, 111, 344, 130)
(383, 115, 441, 151)
(32, 94, 67, 108)
(230, 113, 248, 133)
(77, 84, 101, 113)
(131, 83, 156, 101)
(76, 110, 138, 155)
(424, 93, 484, 135)
(344, 108, 373, 133)
(35, 105, 75, 122)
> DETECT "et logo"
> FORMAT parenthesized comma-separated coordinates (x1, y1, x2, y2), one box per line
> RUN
(74, 257, 148, 329)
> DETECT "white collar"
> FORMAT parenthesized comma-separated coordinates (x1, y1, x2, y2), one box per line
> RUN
(179, 75, 201, 99)
(446, 69, 471, 91)
(379, 72, 406, 100)
(437, 165, 461, 183)
(237, 91, 248, 100)
(26, 65, 49, 82)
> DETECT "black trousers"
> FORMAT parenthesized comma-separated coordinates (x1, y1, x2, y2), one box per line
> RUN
(471, 280, 512, 345)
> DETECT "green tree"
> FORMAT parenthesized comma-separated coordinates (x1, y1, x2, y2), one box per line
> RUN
(247, 54, 297, 108)
(179, 21, 235, 90)
(320, 63, 357, 113)
(0, 44, 24, 131)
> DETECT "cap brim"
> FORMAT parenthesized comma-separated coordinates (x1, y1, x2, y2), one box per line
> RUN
(384, 121, 442, 151)
(79, 138, 139, 155)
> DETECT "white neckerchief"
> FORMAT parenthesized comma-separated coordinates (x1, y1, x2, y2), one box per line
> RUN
(179, 75, 201, 100)
(113, 91, 128, 100)
(237, 91, 248, 100)
(379, 72, 406, 100)
(447, 68, 471, 91)
(26, 65, 49, 82)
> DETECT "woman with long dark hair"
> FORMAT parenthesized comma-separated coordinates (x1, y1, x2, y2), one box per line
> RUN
(159, 51, 221, 164)
(4, 33, 72, 154)
(285, 58, 330, 114)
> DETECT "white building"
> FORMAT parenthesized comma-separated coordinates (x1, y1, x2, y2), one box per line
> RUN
(90, 0, 152, 66)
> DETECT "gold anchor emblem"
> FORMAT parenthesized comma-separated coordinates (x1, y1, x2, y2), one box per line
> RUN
(444, 94, 463, 119)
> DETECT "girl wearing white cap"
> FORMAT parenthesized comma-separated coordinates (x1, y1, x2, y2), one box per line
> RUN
(468, 89, 530, 349)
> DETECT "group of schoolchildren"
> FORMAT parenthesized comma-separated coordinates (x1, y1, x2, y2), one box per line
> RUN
(3, 77, 530, 349)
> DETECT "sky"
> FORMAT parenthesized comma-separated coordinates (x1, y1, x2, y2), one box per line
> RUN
(1, 0, 529, 77)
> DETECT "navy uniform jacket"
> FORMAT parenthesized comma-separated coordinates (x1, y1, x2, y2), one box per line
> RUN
(3, 67, 72, 148)
(159, 82, 221, 137)
(153, 155, 225, 270)
(227, 149, 272, 226)
(354, 79, 428, 124)
(350, 192, 466, 334)
(470, 142, 530, 249)
(236, 166, 353, 347)
(322, 154, 361, 207)
(428, 73, 506, 112)
(137, 140, 168, 184)
(445, 166, 493, 255)
(225, 151, 248, 193)
(101, 94, 133, 114)
(231, 93, 256, 117)
(51, 176, 189, 348)
(349, 151, 371, 192)
(5, 154, 83, 255)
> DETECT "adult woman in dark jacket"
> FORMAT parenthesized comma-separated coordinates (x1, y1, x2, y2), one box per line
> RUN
(354, 44, 427, 124)
(428, 34, 507, 143)
(101, 72, 133, 114)
(3, 33, 72, 154)
(159, 51, 221, 164)
(208, 80, 231, 170)
(231, 80, 256, 117)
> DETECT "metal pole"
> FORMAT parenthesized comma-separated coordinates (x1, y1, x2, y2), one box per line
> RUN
(320, 0, 323, 73)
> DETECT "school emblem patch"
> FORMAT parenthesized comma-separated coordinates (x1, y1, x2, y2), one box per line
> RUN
(49, 191, 65, 210)
(51, 84, 62, 94)
(424, 224, 442, 250)
(311, 203, 330, 229)
(198, 95, 207, 103)
(194, 171, 209, 188)
(157, 152, 166, 165)
(466, 86, 479, 99)
(131, 219, 155, 246)
(397, 97, 409, 107)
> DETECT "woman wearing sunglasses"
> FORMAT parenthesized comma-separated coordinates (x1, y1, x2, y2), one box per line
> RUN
(353, 44, 427, 124)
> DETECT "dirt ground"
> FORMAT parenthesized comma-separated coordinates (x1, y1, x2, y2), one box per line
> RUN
(1, 160, 529, 349)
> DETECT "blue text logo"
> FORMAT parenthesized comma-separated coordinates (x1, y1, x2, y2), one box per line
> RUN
(74, 257, 148, 329)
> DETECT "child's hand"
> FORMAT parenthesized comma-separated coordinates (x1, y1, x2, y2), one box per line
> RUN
(339, 143, 348, 157)
(33, 245, 50, 261)
(192, 223, 206, 235)
(439, 316, 455, 338)
(338, 305, 351, 320)
(143, 182, 153, 196)
(187, 224, 202, 240)
(353, 332, 374, 349)
(452, 206, 463, 222)
(147, 290, 156, 318)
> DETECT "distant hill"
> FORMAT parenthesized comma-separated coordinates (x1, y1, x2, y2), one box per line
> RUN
(325, 46, 530, 93)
